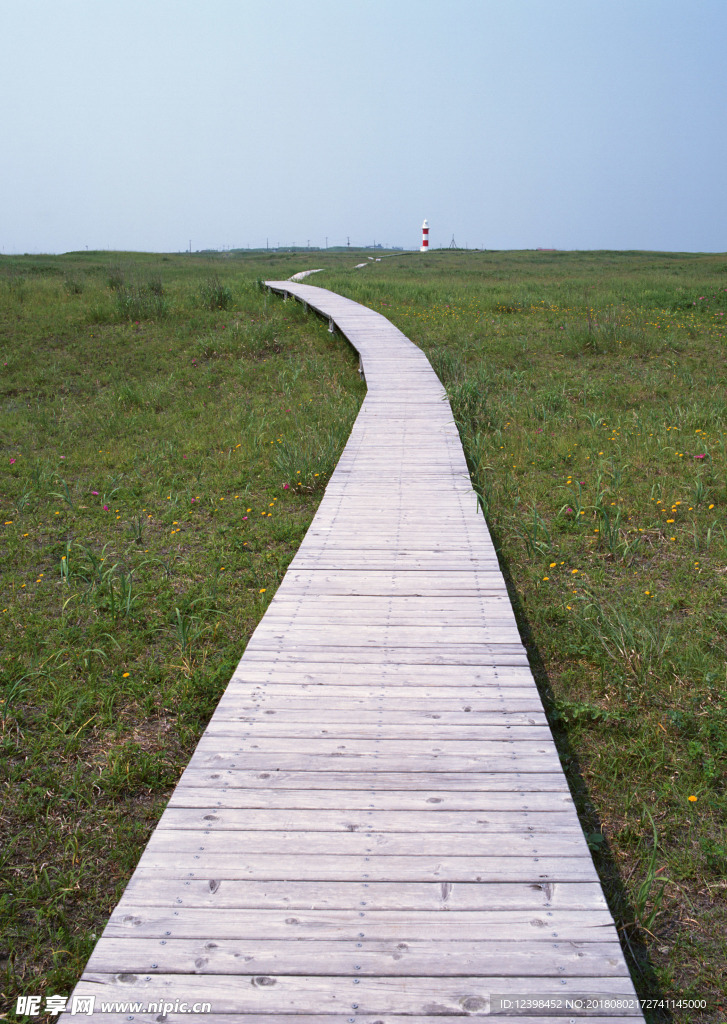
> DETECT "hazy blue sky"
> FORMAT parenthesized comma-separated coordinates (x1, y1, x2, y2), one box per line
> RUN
(2, 0, 726, 253)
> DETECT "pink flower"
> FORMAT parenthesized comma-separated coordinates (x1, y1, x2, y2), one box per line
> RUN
(567, 507, 573, 513)
(283, 483, 290, 490)
(695, 454, 706, 460)
(91, 490, 99, 495)
(242, 516, 248, 520)
(103, 505, 109, 511)
(9, 458, 16, 464)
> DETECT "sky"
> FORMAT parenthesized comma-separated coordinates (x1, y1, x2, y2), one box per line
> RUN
(1, 0, 726, 254)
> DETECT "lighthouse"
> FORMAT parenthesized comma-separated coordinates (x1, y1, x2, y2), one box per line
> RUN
(420, 219, 429, 252)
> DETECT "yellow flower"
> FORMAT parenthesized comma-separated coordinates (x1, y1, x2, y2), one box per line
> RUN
(122, 672, 130, 677)
(542, 576, 549, 581)
(549, 562, 556, 567)
(571, 569, 579, 574)
(688, 795, 697, 802)
(259, 588, 266, 593)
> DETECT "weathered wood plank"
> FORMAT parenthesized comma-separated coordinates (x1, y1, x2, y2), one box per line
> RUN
(168, 786, 573, 810)
(118, 878, 605, 911)
(176, 769, 571, 792)
(71, 974, 641, 1015)
(185, 750, 563, 772)
(133, 852, 600, 882)
(203, 722, 552, 741)
(85, 935, 628, 976)
(103, 907, 618, 941)
(146, 830, 589, 856)
(156, 807, 583, 834)
(70, 1017, 642, 1024)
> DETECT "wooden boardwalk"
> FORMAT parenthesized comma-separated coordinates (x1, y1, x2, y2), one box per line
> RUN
(64, 282, 644, 1021)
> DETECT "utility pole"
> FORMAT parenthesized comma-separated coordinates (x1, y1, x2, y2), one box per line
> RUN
(325, 237, 328, 249)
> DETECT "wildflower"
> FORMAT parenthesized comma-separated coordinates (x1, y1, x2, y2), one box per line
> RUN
(694, 454, 705, 460)
(688, 795, 697, 802)
(549, 562, 556, 568)
(283, 483, 290, 490)
(9, 458, 16, 464)
(259, 588, 266, 593)
(122, 672, 130, 677)
(103, 505, 109, 511)
(91, 490, 99, 495)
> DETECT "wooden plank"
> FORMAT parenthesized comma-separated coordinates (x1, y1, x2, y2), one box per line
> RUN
(215, 698, 548, 712)
(168, 786, 573, 809)
(239, 647, 532, 665)
(118, 878, 605, 911)
(71, 975, 641, 1015)
(86, 935, 627, 976)
(69, 1017, 642, 1024)
(185, 751, 563, 772)
(104, 907, 618, 941)
(202, 722, 552, 741)
(210, 709, 550, 726)
(132, 852, 600, 882)
(156, 807, 584, 834)
(176, 770, 571, 792)
(191, 735, 561, 756)
(145, 830, 588, 856)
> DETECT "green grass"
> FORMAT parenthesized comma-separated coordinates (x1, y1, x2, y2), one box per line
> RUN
(314, 249, 727, 1024)
(0, 250, 365, 1011)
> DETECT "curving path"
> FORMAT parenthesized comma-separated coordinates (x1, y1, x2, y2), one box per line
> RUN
(63, 282, 643, 1021)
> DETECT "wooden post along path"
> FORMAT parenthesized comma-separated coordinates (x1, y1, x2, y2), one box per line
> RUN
(63, 282, 644, 1021)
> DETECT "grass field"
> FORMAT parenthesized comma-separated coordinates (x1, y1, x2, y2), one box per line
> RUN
(2, 248, 726, 1022)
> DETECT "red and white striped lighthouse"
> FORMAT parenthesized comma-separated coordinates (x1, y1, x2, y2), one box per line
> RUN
(420, 219, 429, 252)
